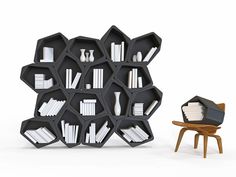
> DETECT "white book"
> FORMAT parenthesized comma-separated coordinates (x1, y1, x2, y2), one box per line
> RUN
(54, 101, 66, 115)
(61, 120, 65, 137)
(93, 69, 96, 89)
(68, 125, 73, 143)
(143, 47, 157, 62)
(65, 123, 69, 143)
(89, 123, 96, 143)
(41, 127, 56, 141)
(88, 103, 91, 116)
(114, 44, 121, 62)
(123, 133, 132, 142)
(120, 129, 137, 142)
(68, 69, 72, 89)
(27, 130, 47, 143)
(188, 102, 202, 106)
(99, 127, 110, 143)
(38, 102, 47, 113)
(43, 47, 54, 61)
(98, 69, 101, 88)
(95, 121, 108, 142)
(83, 99, 97, 103)
(129, 128, 144, 142)
(43, 78, 53, 89)
(111, 42, 115, 61)
(72, 125, 75, 143)
(96, 126, 108, 143)
(92, 103, 95, 115)
(24, 131, 37, 144)
(85, 133, 90, 143)
(36, 128, 53, 142)
(84, 103, 87, 116)
(134, 69, 138, 88)
(80, 101, 83, 115)
(121, 41, 124, 61)
(50, 101, 61, 116)
(66, 69, 69, 89)
(182, 106, 204, 112)
(101, 69, 103, 88)
(71, 72, 81, 89)
(132, 69, 135, 88)
(46, 99, 57, 116)
(128, 71, 132, 88)
(138, 77, 143, 88)
(135, 125, 149, 140)
(40, 98, 54, 116)
(145, 100, 158, 115)
(74, 125, 79, 143)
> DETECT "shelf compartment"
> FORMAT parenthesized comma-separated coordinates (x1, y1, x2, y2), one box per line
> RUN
(103, 81, 131, 117)
(70, 92, 105, 118)
(116, 64, 152, 91)
(131, 86, 162, 118)
(83, 61, 114, 90)
(56, 108, 84, 148)
(116, 119, 153, 147)
(101, 25, 130, 62)
(56, 53, 83, 90)
(35, 88, 68, 118)
(20, 118, 59, 148)
(68, 36, 105, 63)
(127, 32, 162, 64)
(82, 115, 115, 147)
(20, 63, 58, 93)
(34, 33, 68, 63)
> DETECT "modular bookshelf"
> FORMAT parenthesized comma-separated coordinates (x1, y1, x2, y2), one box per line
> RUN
(20, 26, 163, 148)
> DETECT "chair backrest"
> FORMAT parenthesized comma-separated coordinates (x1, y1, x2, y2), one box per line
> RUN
(217, 103, 225, 111)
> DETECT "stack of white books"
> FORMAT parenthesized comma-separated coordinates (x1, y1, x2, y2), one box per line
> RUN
(65, 69, 81, 89)
(128, 68, 143, 89)
(85, 121, 110, 144)
(60, 120, 79, 144)
(40, 47, 54, 62)
(144, 100, 159, 115)
(38, 98, 66, 117)
(24, 127, 56, 144)
(80, 99, 96, 116)
(133, 103, 144, 116)
(142, 47, 157, 62)
(121, 125, 149, 143)
(35, 74, 53, 89)
(93, 69, 103, 88)
(110, 41, 125, 62)
(182, 102, 205, 121)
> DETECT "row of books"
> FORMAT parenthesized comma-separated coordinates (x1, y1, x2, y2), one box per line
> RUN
(182, 102, 205, 121)
(35, 74, 53, 89)
(121, 125, 149, 143)
(60, 120, 79, 144)
(65, 69, 81, 89)
(24, 127, 56, 144)
(38, 98, 66, 116)
(93, 69, 103, 88)
(110, 42, 125, 62)
(85, 121, 110, 144)
(128, 68, 143, 89)
(133, 103, 144, 116)
(80, 99, 97, 116)
(40, 47, 54, 62)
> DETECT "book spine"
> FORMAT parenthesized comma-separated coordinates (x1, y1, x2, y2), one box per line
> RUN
(74, 125, 79, 143)
(134, 69, 138, 88)
(144, 100, 158, 115)
(111, 42, 115, 61)
(61, 120, 65, 137)
(128, 71, 132, 89)
(85, 133, 90, 143)
(99, 127, 110, 143)
(71, 72, 81, 89)
(138, 77, 143, 88)
(101, 69, 103, 88)
(24, 131, 37, 144)
(89, 123, 96, 143)
(121, 41, 124, 61)
(143, 47, 157, 62)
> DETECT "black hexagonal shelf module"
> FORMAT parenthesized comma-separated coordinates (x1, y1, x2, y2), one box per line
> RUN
(34, 33, 68, 63)
(21, 63, 59, 93)
(20, 26, 163, 148)
(56, 53, 83, 91)
(68, 36, 105, 64)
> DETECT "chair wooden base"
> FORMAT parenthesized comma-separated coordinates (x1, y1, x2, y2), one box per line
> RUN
(173, 121, 223, 158)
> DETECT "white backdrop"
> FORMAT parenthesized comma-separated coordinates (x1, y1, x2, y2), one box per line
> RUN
(0, 0, 235, 176)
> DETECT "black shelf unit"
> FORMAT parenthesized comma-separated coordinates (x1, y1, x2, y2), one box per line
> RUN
(20, 26, 163, 148)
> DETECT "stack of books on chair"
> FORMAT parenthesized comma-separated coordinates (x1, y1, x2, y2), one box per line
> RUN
(35, 74, 53, 89)
(40, 47, 54, 62)
(110, 41, 125, 62)
(24, 127, 56, 144)
(60, 120, 79, 144)
(182, 102, 205, 121)
(65, 69, 81, 89)
(93, 69, 103, 88)
(121, 125, 149, 143)
(38, 98, 66, 116)
(133, 103, 144, 116)
(85, 121, 110, 144)
(144, 100, 159, 115)
(80, 99, 96, 116)
(128, 68, 143, 89)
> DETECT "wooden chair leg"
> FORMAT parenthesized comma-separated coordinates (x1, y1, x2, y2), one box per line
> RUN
(214, 135, 223, 154)
(175, 128, 187, 152)
(203, 135, 208, 158)
(194, 134, 200, 149)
